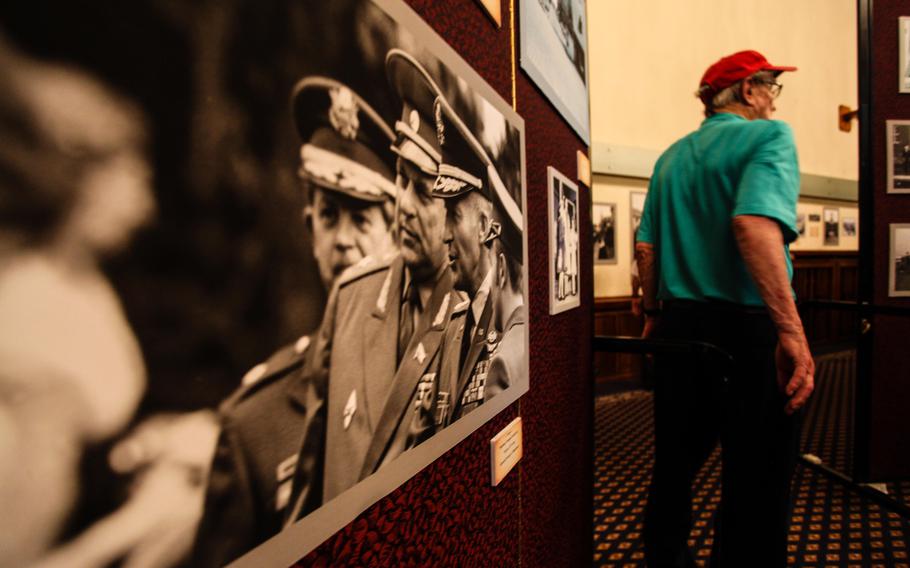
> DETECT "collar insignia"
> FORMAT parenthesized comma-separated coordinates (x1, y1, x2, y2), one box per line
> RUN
(414, 342, 427, 364)
(433, 292, 450, 328)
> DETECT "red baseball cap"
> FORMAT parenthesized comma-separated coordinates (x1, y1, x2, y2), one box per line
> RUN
(698, 50, 796, 104)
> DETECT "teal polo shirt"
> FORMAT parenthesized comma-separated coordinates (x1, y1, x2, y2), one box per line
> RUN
(637, 112, 800, 306)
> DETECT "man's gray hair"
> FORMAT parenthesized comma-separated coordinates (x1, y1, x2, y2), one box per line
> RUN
(703, 70, 776, 116)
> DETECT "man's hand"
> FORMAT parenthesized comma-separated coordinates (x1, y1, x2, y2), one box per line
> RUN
(775, 330, 815, 415)
(642, 314, 658, 338)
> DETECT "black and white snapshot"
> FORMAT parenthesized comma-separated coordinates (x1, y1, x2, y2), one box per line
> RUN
(0, 0, 527, 566)
(887, 119, 910, 192)
(548, 167, 580, 314)
(823, 207, 840, 246)
(891, 224, 910, 297)
(592, 202, 617, 264)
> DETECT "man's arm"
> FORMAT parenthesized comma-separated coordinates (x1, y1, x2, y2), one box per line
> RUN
(634, 242, 659, 338)
(732, 214, 814, 414)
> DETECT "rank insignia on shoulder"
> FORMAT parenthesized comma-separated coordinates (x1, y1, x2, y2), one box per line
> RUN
(241, 362, 268, 386)
(343, 389, 357, 430)
(294, 335, 311, 355)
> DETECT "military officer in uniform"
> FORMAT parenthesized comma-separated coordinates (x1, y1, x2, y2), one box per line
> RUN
(286, 49, 462, 514)
(485, 194, 527, 398)
(193, 78, 399, 568)
(430, 95, 526, 423)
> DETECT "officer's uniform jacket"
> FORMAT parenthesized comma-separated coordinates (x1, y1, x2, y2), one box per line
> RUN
(317, 252, 456, 503)
(438, 289, 494, 423)
(193, 337, 315, 568)
(486, 303, 527, 399)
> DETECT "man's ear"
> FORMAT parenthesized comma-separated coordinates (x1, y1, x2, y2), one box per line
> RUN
(741, 80, 756, 106)
(497, 251, 507, 288)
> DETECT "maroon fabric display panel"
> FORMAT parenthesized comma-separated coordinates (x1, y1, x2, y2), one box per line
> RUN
(866, 1, 910, 479)
(292, 1, 593, 565)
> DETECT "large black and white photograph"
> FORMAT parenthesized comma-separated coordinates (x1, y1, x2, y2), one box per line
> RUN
(592, 202, 617, 264)
(887, 120, 910, 193)
(891, 224, 910, 297)
(519, 0, 590, 143)
(548, 166, 580, 314)
(823, 208, 840, 246)
(0, 1, 528, 567)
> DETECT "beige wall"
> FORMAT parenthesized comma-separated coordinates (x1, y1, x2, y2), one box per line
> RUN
(591, 178, 859, 298)
(588, 0, 858, 181)
(791, 200, 859, 252)
(588, 0, 858, 298)
(592, 174, 648, 297)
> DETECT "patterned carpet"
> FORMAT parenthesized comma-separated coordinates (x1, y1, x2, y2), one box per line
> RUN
(593, 351, 910, 567)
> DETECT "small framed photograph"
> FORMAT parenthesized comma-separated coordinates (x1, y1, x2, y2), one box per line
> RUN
(823, 207, 840, 246)
(548, 166, 581, 314)
(796, 213, 807, 238)
(592, 202, 617, 264)
(900, 17, 910, 93)
(887, 119, 910, 192)
(843, 217, 857, 237)
(890, 224, 910, 297)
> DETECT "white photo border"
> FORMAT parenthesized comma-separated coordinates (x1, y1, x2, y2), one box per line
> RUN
(890, 223, 910, 297)
(548, 166, 581, 314)
(886, 119, 910, 193)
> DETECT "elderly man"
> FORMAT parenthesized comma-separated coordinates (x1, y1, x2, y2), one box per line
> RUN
(432, 96, 525, 422)
(193, 77, 398, 568)
(636, 50, 815, 567)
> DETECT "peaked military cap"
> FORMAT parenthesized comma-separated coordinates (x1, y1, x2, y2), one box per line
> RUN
(430, 96, 524, 260)
(385, 49, 445, 177)
(431, 96, 488, 200)
(292, 76, 397, 202)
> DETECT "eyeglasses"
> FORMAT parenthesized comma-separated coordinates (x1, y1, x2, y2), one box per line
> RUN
(753, 79, 783, 99)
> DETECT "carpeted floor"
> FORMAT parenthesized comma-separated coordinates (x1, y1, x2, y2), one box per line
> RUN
(593, 351, 910, 567)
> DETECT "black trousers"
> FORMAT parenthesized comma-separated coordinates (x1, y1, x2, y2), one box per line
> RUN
(643, 301, 801, 568)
